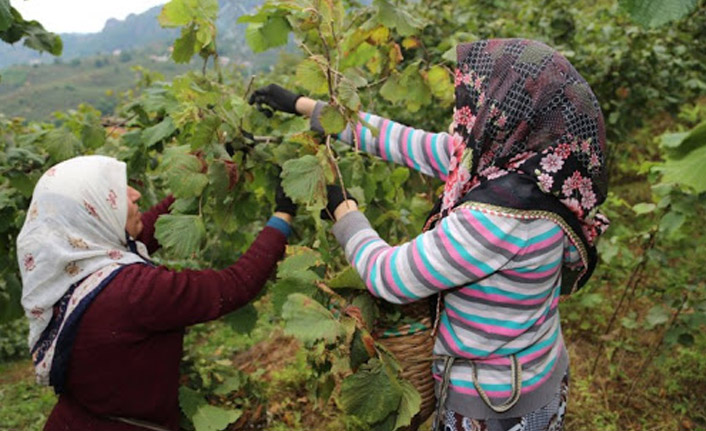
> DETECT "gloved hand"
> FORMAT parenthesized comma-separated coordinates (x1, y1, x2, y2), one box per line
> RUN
(249, 84, 301, 116)
(274, 182, 298, 217)
(321, 185, 358, 221)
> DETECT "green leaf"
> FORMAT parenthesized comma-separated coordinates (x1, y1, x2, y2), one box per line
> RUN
(154, 215, 206, 258)
(179, 386, 203, 418)
(41, 128, 80, 162)
(172, 26, 198, 63)
(662, 120, 706, 159)
(394, 380, 422, 430)
(659, 210, 686, 236)
(340, 358, 403, 424)
(81, 119, 106, 149)
(644, 304, 670, 329)
(620, 0, 699, 27)
(350, 330, 373, 370)
(0, 0, 12, 32)
(193, 405, 241, 431)
(159, 0, 193, 27)
(161, 145, 209, 198)
(281, 155, 328, 205)
(341, 42, 378, 70)
(400, 63, 432, 112)
(178, 386, 241, 431)
(142, 117, 177, 148)
(329, 266, 366, 290)
(191, 115, 221, 150)
(214, 373, 245, 395)
(295, 58, 329, 96)
(21, 23, 62, 55)
(658, 145, 706, 193)
(380, 73, 404, 103)
(339, 78, 362, 111)
(373, 0, 425, 37)
(282, 293, 344, 343)
(427, 65, 454, 104)
(352, 294, 379, 330)
(278, 246, 322, 280)
(159, 0, 218, 27)
(632, 202, 656, 215)
(223, 303, 257, 335)
(659, 131, 689, 149)
(245, 15, 291, 53)
(272, 278, 318, 314)
(319, 105, 346, 135)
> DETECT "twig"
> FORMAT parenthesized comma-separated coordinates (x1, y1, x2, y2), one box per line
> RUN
(590, 229, 657, 375)
(623, 292, 689, 403)
(104, 114, 138, 139)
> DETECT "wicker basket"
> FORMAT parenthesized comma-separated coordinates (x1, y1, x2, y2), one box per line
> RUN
(375, 303, 436, 431)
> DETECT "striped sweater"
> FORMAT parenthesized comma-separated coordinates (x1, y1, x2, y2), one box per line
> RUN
(314, 104, 576, 419)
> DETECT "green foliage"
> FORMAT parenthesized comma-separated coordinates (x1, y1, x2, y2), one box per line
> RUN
(0, 361, 55, 431)
(338, 357, 420, 430)
(179, 386, 242, 431)
(280, 153, 333, 206)
(0, 318, 27, 361)
(159, 0, 220, 65)
(154, 215, 207, 258)
(0, 0, 61, 57)
(339, 358, 402, 424)
(241, 13, 291, 54)
(620, 0, 700, 27)
(1, 0, 706, 429)
(282, 293, 344, 344)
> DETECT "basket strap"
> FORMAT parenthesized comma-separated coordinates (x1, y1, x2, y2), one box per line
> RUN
(431, 354, 523, 428)
(432, 356, 455, 431)
(471, 354, 522, 413)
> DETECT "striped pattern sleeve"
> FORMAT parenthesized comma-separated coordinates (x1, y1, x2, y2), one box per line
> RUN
(331, 209, 525, 304)
(310, 102, 453, 180)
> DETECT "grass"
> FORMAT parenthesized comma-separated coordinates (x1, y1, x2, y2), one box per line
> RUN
(0, 361, 55, 431)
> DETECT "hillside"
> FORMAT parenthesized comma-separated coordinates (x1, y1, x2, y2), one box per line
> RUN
(0, 52, 193, 120)
(0, 0, 279, 121)
(0, 0, 265, 69)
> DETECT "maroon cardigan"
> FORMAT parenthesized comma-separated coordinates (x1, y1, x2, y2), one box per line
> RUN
(44, 197, 287, 431)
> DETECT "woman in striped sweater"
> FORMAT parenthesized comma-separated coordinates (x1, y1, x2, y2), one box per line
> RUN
(252, 39, 609, 431)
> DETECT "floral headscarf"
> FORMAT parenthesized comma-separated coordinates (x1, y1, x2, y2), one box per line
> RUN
(17, 155, 148, 387)
(439, 39, 609, 246)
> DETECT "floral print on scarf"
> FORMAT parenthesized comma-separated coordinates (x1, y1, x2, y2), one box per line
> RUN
(440, 39, 609, 246)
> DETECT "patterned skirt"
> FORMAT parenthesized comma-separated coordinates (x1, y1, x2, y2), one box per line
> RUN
(439, 373, 569, 431)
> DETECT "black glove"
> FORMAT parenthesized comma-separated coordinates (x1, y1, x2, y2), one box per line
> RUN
(248, 84, 301, 116)
(274, 182, 298, 216)
(321, 185, 358, 221)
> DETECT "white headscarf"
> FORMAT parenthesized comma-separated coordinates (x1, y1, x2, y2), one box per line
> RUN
(17, 155, 147, 351)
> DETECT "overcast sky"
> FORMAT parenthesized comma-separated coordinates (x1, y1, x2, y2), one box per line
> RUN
(11, 0, 168, 34)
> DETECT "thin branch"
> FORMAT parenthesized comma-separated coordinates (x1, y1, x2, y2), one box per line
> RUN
(623, 292, 689, 403)
(590, 228, 658, 375)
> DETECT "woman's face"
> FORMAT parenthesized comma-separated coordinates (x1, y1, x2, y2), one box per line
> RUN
(125, 186, 143, 238)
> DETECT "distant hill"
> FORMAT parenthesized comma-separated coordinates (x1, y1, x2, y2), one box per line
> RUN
(0, 0, 265, 69)
(0, 0, 285, 121)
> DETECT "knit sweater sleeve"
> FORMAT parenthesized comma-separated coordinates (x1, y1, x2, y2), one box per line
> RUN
(121, 226, 286, 331)
(137, 195, 176, 254)
(311, 102, 453, 180)
(331, 209, 526, 304)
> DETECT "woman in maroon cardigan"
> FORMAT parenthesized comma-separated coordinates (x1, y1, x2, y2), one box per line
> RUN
(17, 155, 295, 430)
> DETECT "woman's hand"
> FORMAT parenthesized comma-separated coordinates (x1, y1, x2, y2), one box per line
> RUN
(321, 185, 358, 221)
(273, 182, 297, 223)
(249, 84, 316, 117)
